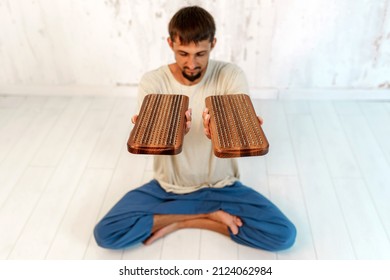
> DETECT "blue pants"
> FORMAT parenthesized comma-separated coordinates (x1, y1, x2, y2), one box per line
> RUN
(94, 180, 296, 251)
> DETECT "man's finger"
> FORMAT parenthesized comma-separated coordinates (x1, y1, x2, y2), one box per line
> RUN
(257, 116, 264, 125)
(131, 115, 138, 124)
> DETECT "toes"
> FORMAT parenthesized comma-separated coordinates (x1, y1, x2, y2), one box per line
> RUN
(235, 216, 243, 227)
(229, 223, 239, 235)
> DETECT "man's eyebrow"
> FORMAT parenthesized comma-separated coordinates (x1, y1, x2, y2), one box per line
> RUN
(178, 50, 208, 53)
(176, 49, 208, 55)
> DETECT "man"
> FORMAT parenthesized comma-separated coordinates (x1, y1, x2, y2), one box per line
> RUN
(94, 5, 296, 251)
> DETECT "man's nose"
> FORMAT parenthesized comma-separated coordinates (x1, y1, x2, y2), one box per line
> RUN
(187, 56, 196, 69)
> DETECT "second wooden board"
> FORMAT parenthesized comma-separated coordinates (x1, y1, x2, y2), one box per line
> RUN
(205, 94, 269, 158)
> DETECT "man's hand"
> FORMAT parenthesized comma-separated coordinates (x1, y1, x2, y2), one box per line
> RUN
(184, 108, 192, 134)
(131, 115, 138, 124)
(202, 108, 211, 139)
(257, 116, 264, 125)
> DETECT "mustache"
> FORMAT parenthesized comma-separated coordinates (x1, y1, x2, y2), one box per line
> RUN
(183, 66, 201, 71)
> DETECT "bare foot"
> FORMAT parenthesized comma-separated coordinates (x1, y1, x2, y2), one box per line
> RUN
(143, 222, 180, 245)
(208, 210, 243, 235)
(143, 211, 243, 245)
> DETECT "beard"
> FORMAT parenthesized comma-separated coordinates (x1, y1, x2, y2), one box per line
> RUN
(182, 67, 202, 82)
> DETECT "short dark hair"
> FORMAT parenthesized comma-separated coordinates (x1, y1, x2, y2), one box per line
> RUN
(168, 6, 216, 44)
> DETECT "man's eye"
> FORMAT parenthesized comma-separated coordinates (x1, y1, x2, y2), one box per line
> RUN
(179, 52, 188, 57)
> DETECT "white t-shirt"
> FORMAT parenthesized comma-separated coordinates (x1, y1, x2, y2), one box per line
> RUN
(137, 59, 250, 194)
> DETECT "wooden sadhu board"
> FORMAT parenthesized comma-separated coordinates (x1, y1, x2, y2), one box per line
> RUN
(205, 94, 269, 158)
(127, 94, 189, 155)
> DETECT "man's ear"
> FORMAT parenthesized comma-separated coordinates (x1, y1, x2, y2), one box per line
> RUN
(167, 37, 174, 49)
(211, 38, 217, 50)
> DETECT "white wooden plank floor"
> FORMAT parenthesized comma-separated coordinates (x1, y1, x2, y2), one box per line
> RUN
(0, 95, 389, 260)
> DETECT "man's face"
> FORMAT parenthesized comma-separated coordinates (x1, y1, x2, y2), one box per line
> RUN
(169, 37, 216, 83)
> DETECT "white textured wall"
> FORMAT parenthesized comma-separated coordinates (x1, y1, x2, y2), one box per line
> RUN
(0, 0, 389, 96)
